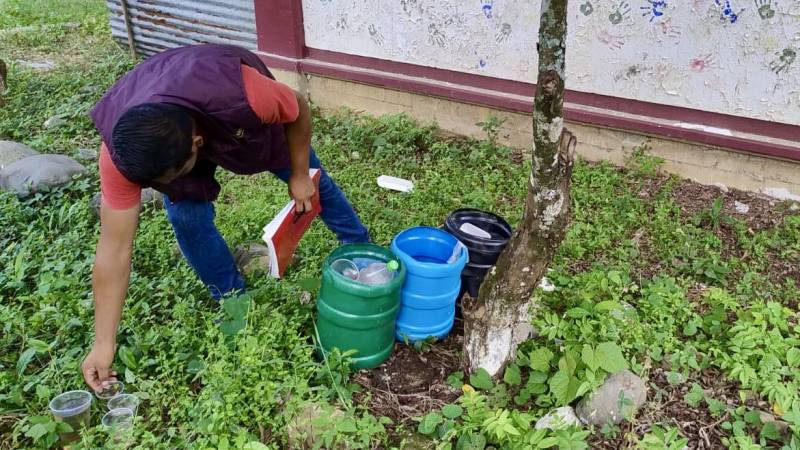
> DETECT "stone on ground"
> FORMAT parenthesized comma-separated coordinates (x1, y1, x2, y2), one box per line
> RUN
(43, 116, 68, 129)
(286, 402, 345, 449)
(75, 147, 98, 161)
(577, 369, 647, 426)
(21, 59, 56, 71)
(0, 154, 87, 196)
(0, 141, 38, 169)
(535, 406, 581, 430)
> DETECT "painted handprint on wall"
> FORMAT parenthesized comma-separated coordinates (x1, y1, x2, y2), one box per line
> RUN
(368, 24, 385, 46)
(609, 1, 632, 24)
(754, 0, 776, 19)
(598, 29, 625, 50)
(641, 0, 667, 22)
(770, 48, 796, 73)
(690, 54, 716, 72)
(495, 23, 512, 42)
(428, 23, 447, 47)
(580, 1, 595, 16)
(656, 17, 682, 37)
(335, 14, 348, 31)
(481, 0, 494, 18)
(401, 0, 422, 16)
(715, 0, 742, 23)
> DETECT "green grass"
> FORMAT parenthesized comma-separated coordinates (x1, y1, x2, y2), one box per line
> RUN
(2, 1, 800, 449)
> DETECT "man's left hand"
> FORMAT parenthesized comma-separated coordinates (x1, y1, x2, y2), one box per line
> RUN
(288, 173, 315, 214)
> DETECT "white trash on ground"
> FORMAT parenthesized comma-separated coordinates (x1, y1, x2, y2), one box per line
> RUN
(377, 175, 414, 192)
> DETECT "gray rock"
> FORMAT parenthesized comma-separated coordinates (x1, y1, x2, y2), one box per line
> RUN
(0, 140, 38, 169)
(89, 188, 163, 216)
(286, 402, 346, 449)
(0, 154, 87, 196)
(79, 85, 101, 94)
(535, 406, 581, 430)
(75, 148, 98, 161)
(233, 243, 271, 276)
(21, 59, 56, 71)
(43, 116, 68, 129)
(139, 188, 163, 208)
(577, 369, 647, 426)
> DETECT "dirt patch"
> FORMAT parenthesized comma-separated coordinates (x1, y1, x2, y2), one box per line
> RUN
(669, 179, 800, 288)
(669, 179, 790, 232)
(768, 255, 800, 304)
(634, 173, 672, 202)
(353, 320, 463, 428)
(590, 367, 742, 449)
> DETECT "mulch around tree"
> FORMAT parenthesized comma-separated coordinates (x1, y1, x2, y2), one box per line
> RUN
(351, 174, 798, 446)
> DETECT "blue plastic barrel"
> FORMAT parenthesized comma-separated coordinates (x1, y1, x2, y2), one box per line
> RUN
(390, 227, 468, 342)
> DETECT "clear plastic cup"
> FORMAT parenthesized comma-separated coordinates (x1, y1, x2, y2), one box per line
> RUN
(102, 408, 135, 446)
(107, 394, 140, 416)
(95, 380, 124, 401)
(102, 408, 134, 429)
(49, 390, 93, 443)
(331, 259, 359, 280)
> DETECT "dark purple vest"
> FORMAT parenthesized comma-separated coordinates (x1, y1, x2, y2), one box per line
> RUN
(90, 44, 291, 202)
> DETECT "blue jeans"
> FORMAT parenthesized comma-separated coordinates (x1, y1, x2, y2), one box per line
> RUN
(164, 150, 370, 299)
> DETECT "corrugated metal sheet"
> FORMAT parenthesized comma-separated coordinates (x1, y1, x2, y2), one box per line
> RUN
(106, 0, 258, 57)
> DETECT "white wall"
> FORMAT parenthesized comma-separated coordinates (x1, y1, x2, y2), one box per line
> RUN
(302, 0, 800, 126)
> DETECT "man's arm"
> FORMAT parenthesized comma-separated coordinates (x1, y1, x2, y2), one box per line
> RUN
(81, 203, 139, 391)
(284, 90, 314, 213)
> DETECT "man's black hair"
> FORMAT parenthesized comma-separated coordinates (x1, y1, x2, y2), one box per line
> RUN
(111, 103, 194, 184)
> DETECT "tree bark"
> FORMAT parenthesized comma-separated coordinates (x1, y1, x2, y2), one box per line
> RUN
(464, 0, 577, 377)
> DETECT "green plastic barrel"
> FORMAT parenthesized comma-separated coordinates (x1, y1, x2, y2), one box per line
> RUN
(316, 244, 406, 370)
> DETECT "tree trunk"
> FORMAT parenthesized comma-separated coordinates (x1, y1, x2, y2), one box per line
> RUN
(464, 0, 577, 377)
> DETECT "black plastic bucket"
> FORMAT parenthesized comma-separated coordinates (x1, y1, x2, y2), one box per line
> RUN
(444, 209, 513, 298)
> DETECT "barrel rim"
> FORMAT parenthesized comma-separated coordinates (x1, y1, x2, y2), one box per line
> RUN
(444, 208, 513, 247)
(391, 226, 468, 273)
(322, 243, 406, 293)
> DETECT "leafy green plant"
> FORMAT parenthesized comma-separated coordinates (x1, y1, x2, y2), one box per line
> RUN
(638, 425, 689, 450)
(3, 5, 800, 447)
(625, 145, 664, 178)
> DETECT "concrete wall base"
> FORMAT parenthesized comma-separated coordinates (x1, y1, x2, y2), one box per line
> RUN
(274, 69, 800, 199)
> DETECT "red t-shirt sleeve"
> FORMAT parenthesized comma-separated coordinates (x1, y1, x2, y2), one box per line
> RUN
(99, 142, 141, 210)
(240, 64, 300, 124)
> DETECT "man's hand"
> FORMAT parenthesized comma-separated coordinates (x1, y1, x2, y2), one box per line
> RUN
(289, 173, 315, 214)
(82, 342, 118, 392)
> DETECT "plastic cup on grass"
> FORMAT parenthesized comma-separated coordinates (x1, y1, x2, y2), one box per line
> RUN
(108, 394, 140, 416)
(102, 408, 134, 446)
(49, 390, 93, 444)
